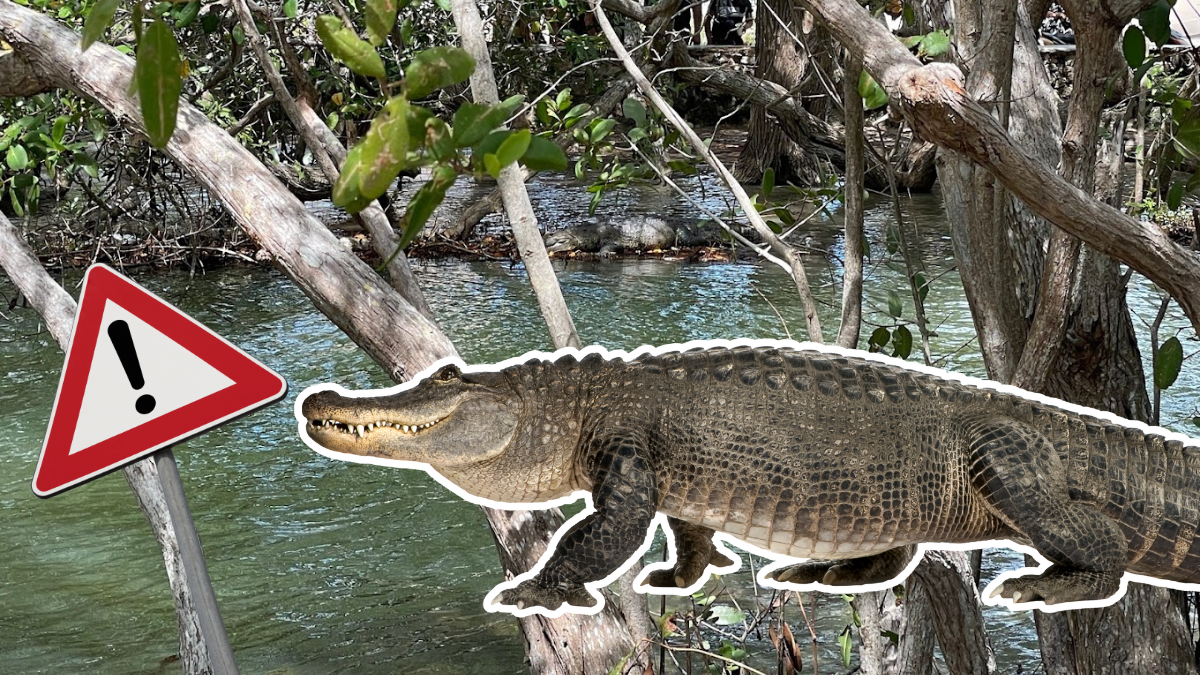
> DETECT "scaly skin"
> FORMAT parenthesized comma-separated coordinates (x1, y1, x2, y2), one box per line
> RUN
(543, 217, 726, 255)
(300, 344, 1200, 612)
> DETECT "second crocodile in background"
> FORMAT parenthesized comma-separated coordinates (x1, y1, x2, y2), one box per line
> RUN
(298, 341, 1200, 614)
(543, 216, 727, 256)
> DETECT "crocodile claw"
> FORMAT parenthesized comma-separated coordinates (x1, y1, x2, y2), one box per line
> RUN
(643, 549, 738, 590)
(988, 567, 1121, 606)
(767, 562, 834, 585)
(494, 578, 597, 612)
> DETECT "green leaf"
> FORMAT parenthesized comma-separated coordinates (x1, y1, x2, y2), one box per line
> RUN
(6, 144, 29, 171)
(425, 115, 454, 162)
(82, 0, 122, 50)
(892, 324, 913, 359)
(51, 116, 68, 145)
(357, 97, 411, 199)
(484, 153, 502, 179)
(1155, 336, 1183, 390)
(1168, 180, 1184, 210)
(330, 143, 372, 212)
(405, 104, 433, 142)
(589, 118, 617, 144)
(885, 225, 900, 254)
(520, 135, 568, 171)
(867, 326, 890, 352)
(316, 15, 386, 80)
(496, 129, 531, 169)
(175, 1, 201, 28)
(857, 70, 889, 110)
(137, 18, 183, 149)
(283, 0, 297, 18)
(901, 34, 923, 48)
(887, 289, 903, 318)
(564, 103, 590, 123)
(1123, 26, 1146, 69)
(1139, 0, 1172, 47)
(1175, 117, 1200, 159)
(919, 30, 949, 57)
(366, 0, 398, 46)
(761, 167, 775, 198)
(622, 97, 647, 127)
(474, 129, 510, 159)
(232, 22, 245, 44)
(838, 626, 853, 668)
(452, 97, 521, 148)
(434, 0, 451, 10)
(1192, 416, 1200, 429)
(202, 11, 220, 34)
(398, 163, 456, 247)
(914, 271, 930, 303)
(405, 46, 475, 100)
(708, 605, 746, 626)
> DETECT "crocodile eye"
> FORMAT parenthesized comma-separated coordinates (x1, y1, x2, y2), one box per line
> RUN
(431, 364, 461, 383)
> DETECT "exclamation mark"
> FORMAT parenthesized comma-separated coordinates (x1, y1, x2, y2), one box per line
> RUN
(107, 320, 157, 414)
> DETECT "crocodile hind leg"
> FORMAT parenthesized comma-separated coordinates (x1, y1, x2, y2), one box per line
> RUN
(644, 517, 739, 589)
(961, 414, 1127, 605)
(494, 433, 659, 612)
(766, 545, 916, 586)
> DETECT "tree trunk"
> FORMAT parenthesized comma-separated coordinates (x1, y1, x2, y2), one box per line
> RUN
(914, 551, 996, 675)
(0, 213, 213, 674)
(735, 0, 830, 184)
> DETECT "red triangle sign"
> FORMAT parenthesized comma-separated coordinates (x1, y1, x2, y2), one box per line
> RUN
(34, 264, 287, 497)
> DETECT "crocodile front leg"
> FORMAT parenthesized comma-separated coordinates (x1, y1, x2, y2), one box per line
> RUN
(766, 545, 917, 586)
(643, 517, 739, 589)
(962, 414, 1127, 605)
(494, 431, 659, 612)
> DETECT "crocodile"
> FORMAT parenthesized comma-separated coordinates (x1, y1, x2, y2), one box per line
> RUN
(543, 216, 727, 256)
(297, 340, 1200, 614)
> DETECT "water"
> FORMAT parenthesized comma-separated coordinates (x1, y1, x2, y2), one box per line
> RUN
(1, 186, 1196, 674)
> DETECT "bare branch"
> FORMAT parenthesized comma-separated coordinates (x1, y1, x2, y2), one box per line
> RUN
(591, 0, 825, 343)
(449, 0, 581, 351)
(836, 52, 864, 350)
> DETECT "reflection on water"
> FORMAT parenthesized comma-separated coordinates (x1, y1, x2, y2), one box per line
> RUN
(1, 185, 1195, 674)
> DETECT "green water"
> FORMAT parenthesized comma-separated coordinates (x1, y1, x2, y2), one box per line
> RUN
(2, 188, 1196, 674)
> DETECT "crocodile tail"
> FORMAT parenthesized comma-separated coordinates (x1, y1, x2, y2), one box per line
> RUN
(1094, 423, 1200, 582)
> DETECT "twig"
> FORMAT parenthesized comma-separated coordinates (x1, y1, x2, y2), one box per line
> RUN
(591, 0, 826, 344)
(625, 138, 791, 271)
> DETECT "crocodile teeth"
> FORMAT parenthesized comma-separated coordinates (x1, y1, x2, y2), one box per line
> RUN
(356, 425, 365, 438)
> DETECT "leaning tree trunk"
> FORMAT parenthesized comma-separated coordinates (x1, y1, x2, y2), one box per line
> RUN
(735, 0, 831, 184)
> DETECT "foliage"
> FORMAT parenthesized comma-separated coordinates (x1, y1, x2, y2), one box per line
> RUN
(0, 95, 102, 217)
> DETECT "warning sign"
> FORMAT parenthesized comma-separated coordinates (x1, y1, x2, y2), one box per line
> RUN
(34, 264, 287, 497)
